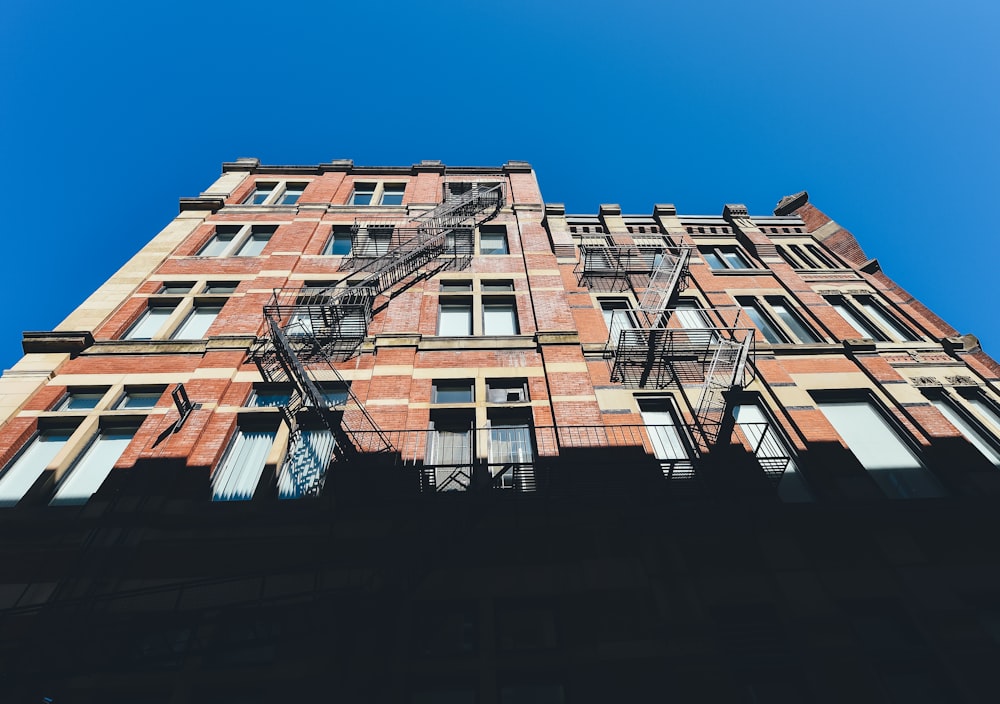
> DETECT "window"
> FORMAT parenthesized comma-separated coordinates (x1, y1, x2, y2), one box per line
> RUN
(440, 280, 473, 292)
(488, 413, 534, 489)
(278, 428, 334, 499)
(638, 399, 690, 468)
(204, 281, 238, 294)
(444, 181, 500, 200)
(58, 390, 106, 411)
(351, 183, 376, 205)
(244, 183, 275, 205)
(438, 299, 472, 336)
(355, 226, 393, 257)
(247, 386, 292, 408)
(169, 305, 221, 340)
(600, 299, 637, 346)
(816, 397, 945, 499)
(966, 393, 1000, 436)
(212, 428, 276, 501)
(124, 305, 174, 340)
(480, 226, 508, 255)
(433, 380, 474, 404)
(278, 184, 305, 205)
(379, 183, 405, 205)
(733, 404, 812, 501)
(159, 282, 194, 294)
(428, 415, 473, 491)
(51, 426, 136, 505)
(486, 379, 529, 403)
(0, 430, 73, 507)
(242, 181, 308, 205)
(323, 226, 353, 256)
(928, 394, 1000, 467)
(198, 225, 275, 258)
(827, 295, 918, 342)
(114, 389, 162, 410)
(699, 246, 752, 270)
(482, 280, 514, 292)
(737, 296, 820, 344)
(483, 300, 519, 335)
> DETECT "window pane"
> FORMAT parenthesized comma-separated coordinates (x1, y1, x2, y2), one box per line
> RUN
(733, 405, 812, 502)
(58, 393, 104, 411)
(0, 431, 72, 507)
(159, 282, 194, 294)
(246, 184, 274, 204)
(212, 429, 275, 501)
(51, 429, 135, 505)
(830, 300, 883, 340)
(248, 390, 292, 408)
(484, 303, 518, 335)
(326, 233, 352, 256)
(722, 250, 750, 269)
(434, 382, 474, 404)
(769, 300, 820, 343)
(639, 407, 688, 461)
(817, 400, 945, 499)
(280, 186, 304, 205)
(440, 281, 473, 292)
(205, 282, 238, 294)
(738, 300, 785, 344)
(236, 231, 271, 257)
(932, 398, 1000, 467)
(480, 232, 508, 255)
(170, 306, 221, 340)
(489, 423, 533, 465)
(278, 429, 334, 499)
(115, 392, 161, 410)
(482, 280, 514, 291)
(199, 233, 235, 256)
(857, 297, 917, 342)
(125, 307, 173, 340)
(968, 395, 1000, 436)
(439, 304, 472, 336)
(352, 186, 374, 205)
(380, 185, 404, 205)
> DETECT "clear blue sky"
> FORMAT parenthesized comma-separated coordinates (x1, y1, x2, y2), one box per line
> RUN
(1, 1, 997, 370)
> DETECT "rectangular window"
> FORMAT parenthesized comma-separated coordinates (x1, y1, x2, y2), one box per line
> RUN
(673, 300, 714, 331)
(124, 306, 174, 340)
(827, 296, 917, 342)
(0, 430, 73, 507)
(482, 280, 514, 292)
(198, 226, 239, 256)
(600, 299, 637, 345)
(324, 226, 353, 256)
(58, 390, 106, 411)
(480, 227, 509, 255)
(235, 227, 273, 257)
(204, 282, 238, 294)
(351, 183, 376, 205)
(244, 183, 276, 205)
(247, 387, 292, 408)
(379, 184, 405, 205)
(855, 296, 918, 342)
(488, 413, 534, 489)
(278, 428, 334, 499)
(212, 428, 276, 501)
(638, 400, 690, 463)
(930, 396, 1000, 467)
(737, 298, 787, 344)
(170, 305, 221, 340)
(279, 184, 305, 205)
(700, 246, 752, 270)
(733, 404, 812, 502)
(159, 282, 194, 294)
(439, 280, 473, 292)
(483, 301, 519, 335)
(967, 394, 1000, 436)
(51, 427, 136, 506)
(816, 398, 945, 499)
(114, 390, 162, 410)
(428, 416, 473, 491)
(486, 379, 529, 403)
(766, 297, 821, 343)
(438, 300, 472, 336)
(433, 380, 474, 404)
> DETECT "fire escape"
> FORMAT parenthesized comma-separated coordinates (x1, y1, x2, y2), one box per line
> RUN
(581, 243, 755, 452)
(250, 184, 506, 496)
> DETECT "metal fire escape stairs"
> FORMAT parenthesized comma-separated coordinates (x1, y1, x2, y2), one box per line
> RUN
(251, 184, 506, 495)
(594, 245, 755, 452)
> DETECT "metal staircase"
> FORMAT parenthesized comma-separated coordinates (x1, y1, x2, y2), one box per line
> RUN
(250, 183, 506, 494)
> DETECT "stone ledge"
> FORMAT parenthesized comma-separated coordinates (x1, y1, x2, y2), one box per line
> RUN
(22, 331, 94, 355)
(178, 197, 225, 213)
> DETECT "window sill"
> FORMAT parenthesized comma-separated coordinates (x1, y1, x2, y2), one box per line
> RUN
(420, 335, 536, 351)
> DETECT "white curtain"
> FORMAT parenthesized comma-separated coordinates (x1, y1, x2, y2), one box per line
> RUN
(212, 430, 275, 501)
(278, 429, 335, 499)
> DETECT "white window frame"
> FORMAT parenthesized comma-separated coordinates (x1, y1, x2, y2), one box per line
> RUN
(483, 299, 519, 336)
(349, 181, 408, 206)
(699, 245, 754, 270)
(438, 298, 473, 336)
(198, 225, 275, 258)
(242, 180, 309, 206)
(736, 295, 820, 344)
(323, 225, 354, 256)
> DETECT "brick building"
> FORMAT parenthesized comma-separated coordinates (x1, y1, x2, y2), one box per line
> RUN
(0, 159, 999, 702)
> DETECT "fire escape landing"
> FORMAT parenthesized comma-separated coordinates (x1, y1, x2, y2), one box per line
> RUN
(249, 184, 506, 495)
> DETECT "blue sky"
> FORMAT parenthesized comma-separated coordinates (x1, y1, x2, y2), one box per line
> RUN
(0, 0, 997, 370)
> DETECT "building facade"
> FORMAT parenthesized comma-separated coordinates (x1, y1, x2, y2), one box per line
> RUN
(0, 159, 999, 702)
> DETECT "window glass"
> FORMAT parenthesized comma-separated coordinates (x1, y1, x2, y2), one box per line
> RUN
(856, 297, 917, 342)
(325, 230, 352, 256)
(830, 298, 882, 339)
(438, 302, 472, 336)
(484, 302, 518, 335)
(701, 251, 725, 269)
(738, 299, 785, 344)
(722, 250, 750, 269)
(280, 184, 305, 205)
(170, 306, 221, 340)
(439, 281, 472, 292)
(246, 184, 275, 205)
(212, 429, 275, 501)
(817, 399, 945, 499)
(434, 381, 474, 404)
(125, 307, 173, 340)
(351, 184, 375, 205)
(0, 430, 73, 507)
(159, 282, 194, 294)
(480, 229, 508, 255)
(482, 280, 514, 292)
(639, 403, 688, 462)
(733, 404, 812, 502)
(248, 389, 292, 408)
(58, 392, 104, 411)
(115, 392, 161, 410)
(205, 282, 238, 294)
(767, 298, 820, 343)
(199, 231, 236, 256)
(600, 299, 635, 346)
(278, 429, 334, 499)
(932, 397, 1000, 467)
(380, 184, 405, 205)
(51, 428, 136, 506)
(967, 395, 1000, 436)
(236, 229, 272, 257)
